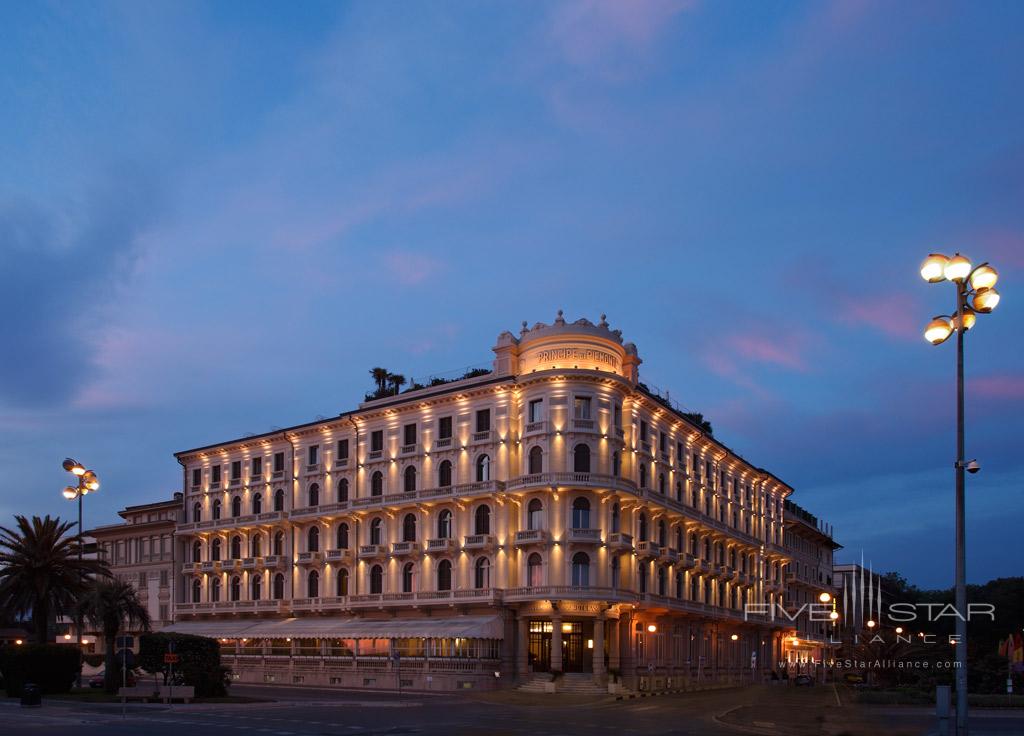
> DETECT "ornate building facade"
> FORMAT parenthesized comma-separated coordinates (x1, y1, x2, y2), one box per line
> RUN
(168, 314, 835, 691)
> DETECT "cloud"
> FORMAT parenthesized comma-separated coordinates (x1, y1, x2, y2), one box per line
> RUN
(382, 250, 446, 286)
(970, 374, 1024, 401)
(724, 332, 810, 372)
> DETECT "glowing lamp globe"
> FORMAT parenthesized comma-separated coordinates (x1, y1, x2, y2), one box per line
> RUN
(924, 316, 954, 345)
(818, 592, 832, 603)
(646, 624, 657, 633)
(943, 254, 972, 282)
(62, 486, 78, 500)
(919, 253, 949, 282)
(954, 309, 977, 332)
(972, 287, 1000, 313)
(968, 264, 998, 291)
(829, 611, 839, 621)
(730, 634, 739, 641)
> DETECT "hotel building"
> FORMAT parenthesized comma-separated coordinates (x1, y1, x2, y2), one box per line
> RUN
(168, 313, 836, 691)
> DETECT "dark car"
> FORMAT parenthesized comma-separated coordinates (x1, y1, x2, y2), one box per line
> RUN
(88, 671, 136, 688)
(793, 674, 814, 686)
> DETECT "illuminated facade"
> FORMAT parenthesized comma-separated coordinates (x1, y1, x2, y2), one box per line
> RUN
(170, 313, 834, 691)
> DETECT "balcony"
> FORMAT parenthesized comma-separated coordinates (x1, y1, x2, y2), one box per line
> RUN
(514, 529, 549, 546)
(693, 559, 710, 575)
(463, 534, 496, 551)
(182, 562, 200, 574)
(261, 555, 285, 568)
(678, 552, 696, 569)
(250, 473, 263, 484)
(503, 585, 634, 603)
(391, 541, 417, 556)
(566, 528, 601, 544)
(257, 510, 287, 523)
(368, 449, 383, 460)
(305, 463, 321, 475)
(524, 420, 546, 436)
(606, 532, 633, 551)
(199, 561, 217, 573)
(240, 557, 259, 570)
(434, 437, 453, 450)
(505, 472, 638, 496)
(424, 538, 456, 554)
(572, 418, 595, 432)
(325, 548, 352, 562)
(297, 551, 322, 565)
(229, 477, 242, 488)
(290, 505, 321, 520)
(636, 541, 661, 558)
(472, 430, 492, 442)
(660, 547, 680, 564)
(358, 544, 388, 559)
(335, 458, 349, 468)
(400, 444, 418, 455)
(272, 469, 284, 479)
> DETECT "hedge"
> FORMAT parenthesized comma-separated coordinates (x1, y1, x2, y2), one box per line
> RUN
(0, 643, 82, 696)
(138, 632, 228, 697)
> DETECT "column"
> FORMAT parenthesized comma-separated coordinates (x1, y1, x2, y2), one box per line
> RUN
(608, 616, 620, 672)
(517, 618, 529, 677)
(551, 613, 563, 673)
(592, 615, 605, 681)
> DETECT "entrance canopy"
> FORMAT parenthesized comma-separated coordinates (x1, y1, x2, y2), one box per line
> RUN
(162, 615, 504, 640)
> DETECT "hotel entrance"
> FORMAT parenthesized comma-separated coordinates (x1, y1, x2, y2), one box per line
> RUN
(527, 620, 594, 673)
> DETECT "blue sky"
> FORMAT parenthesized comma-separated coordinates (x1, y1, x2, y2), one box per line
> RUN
(1, 1, 1021, 588)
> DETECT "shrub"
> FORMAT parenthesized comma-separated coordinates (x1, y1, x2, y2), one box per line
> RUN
(83, 653, 105, 668)
(138, 632, 228, 697)
(0, 643, 81, 696)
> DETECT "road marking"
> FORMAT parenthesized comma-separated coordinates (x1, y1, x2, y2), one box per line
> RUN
(832, 683, 841, 707)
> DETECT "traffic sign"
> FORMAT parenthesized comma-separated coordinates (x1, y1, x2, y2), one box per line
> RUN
(164, 653, 180, 664)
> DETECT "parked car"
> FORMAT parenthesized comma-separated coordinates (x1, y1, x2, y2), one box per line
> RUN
(843, 672, 865, 685)
(88, 671, 136, 688)
(793, 674, 815, 687)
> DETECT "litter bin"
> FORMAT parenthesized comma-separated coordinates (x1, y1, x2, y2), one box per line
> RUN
(20, 682, 42, 708)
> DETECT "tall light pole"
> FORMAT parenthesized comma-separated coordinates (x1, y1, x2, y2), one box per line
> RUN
(920, 253, 1001, 736)
(61, 457, 100, 689)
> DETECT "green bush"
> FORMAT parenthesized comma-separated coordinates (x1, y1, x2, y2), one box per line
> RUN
(83, 653, 105, 667)
(0, 643, 81, 696)
(138, 632, 228, 697)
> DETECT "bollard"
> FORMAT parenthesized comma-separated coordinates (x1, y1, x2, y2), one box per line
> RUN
(20, 682, 42, 708)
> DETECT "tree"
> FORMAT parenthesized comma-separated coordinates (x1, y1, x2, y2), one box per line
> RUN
(369, 367, 390, 393)
(76, 579, 150, 693)
(388, 373, 406, 395)
(0, 515, 110, 644)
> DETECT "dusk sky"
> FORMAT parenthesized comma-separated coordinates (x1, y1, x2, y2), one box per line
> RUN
(1, 1, 1021, 589)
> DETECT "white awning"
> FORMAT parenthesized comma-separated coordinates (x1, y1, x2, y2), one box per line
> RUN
(162, 615, 504, 640)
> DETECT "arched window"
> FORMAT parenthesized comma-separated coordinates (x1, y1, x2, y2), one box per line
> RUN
(338, 478, 349, 502)
(527, 553, 543, 587)
(611, 502, 621, 533)
(212, 499, 222, 520)
(612, 451, 620, 476)
(438, 460, 452, 487)
(474, 505, 490, 535)
(611, 556, 621, 587)
(307, 570, 319, 598)
(638, 464, 647, 488)
(638, 513, 648, 542)
(252, 575, 262, 601)
(528, 446, 543, 474)
(210, 577, 221, 602)
(251, 533, 262, 558)
(658, 566, 667, 596)
(252, 493, 262, 514)
(337, 568, 349, 596)
(676, 527, 683, 552)
(273, 573, 285, 600)
(573, 444, 591, 473)
(371, 472, 384, 496)
(571, 552, 590, 587)
(192, 502, 201, 523)
(402, 513, 417, 542)
(527, 498, 544, 530)
(308, 483, 320, 507)
(403, 466, 417, 493)
(658, 473, 666, 494)
(230, 535, 241, 559)
(638, 563, 648, 593)
(211, 538, 222, 561)
(658, 519, 667, 547)
(308, 526, 320, 552)
(675, 481, 682, 501)
(370, 518, 383, 545)
(571, 497, 590, 529)
(192, 540, 202, 563)
(474, 557, 491, 589)
(370, 564, 384, 594)
(675, 571, 684, 599)
(437, 509, 452, 539)
(337, 523, 349, 549)
(274, 489, 285, 511)
(273, 531, 284, 556)
(402, 562, 414, 593)
(437, 559, 452, 591)
(191, 578, 201, 603)
(231, 496, 242, 517)
(476, 454, 490, 482)
(230, 575, 241, 601)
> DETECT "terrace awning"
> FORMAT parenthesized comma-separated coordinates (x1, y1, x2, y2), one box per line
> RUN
(161, 615, 504, 640)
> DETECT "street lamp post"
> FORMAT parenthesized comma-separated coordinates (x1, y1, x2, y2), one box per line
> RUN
(61, 458, 100, 689)
(920, 253, 1001, 736)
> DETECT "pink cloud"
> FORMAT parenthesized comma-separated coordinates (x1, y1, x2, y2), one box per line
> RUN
(836, 293, 920, 340)
(724, 333, 810, 372)
(970, 375, 1024, 401)
(382, 250, 446, 286)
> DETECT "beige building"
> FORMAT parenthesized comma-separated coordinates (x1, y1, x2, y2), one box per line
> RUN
(168, 313, 835, 692)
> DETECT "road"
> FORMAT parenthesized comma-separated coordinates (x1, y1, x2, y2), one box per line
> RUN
(3, 683, 1021, 736)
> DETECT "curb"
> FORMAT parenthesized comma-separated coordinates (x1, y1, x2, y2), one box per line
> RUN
(616, 684, 740, 701)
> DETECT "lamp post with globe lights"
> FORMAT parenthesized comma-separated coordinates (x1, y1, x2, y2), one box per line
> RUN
(61, 458, 99, 688)
(920, 252, 1001, 735)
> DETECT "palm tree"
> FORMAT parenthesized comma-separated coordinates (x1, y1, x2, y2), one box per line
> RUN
(369, 367, 390, 393)
(388, 373, 406, 395)
(0, 515, 110, 644)
(76, 579, 151, 693)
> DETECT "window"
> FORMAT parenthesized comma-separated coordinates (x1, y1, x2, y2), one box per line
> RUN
(273, 531, 284, 556)
(370, 518, 384, 545)
(474, 505, 491, 535)
(371, 471, 384, 496)
(337, 439, 349, 460)
(212, 499, 222, 520)
(273, 573, 285, 599)
(438, 416, 452, 440)
(438, 460, 452, 487)
(527, 498, 544, 530)
(338, 478, 349, 502)
(370, 565, 384, 594)
(474, 557, 490, 589)
(638, 564, 648, 593)
(528, 446, 543, 474)
(251, 575, 262, 601)
(308, 526, 319, 552)
(528, 399, 543, 423)
(211, 538, 222, 561)
(611, 502, 620, 533)
(307, 570, 319, 598)
(611, 556, 620, 587)
(403, 423, 416, 446)
(230, 576, 241, 601)
(658, 520, 667, 546)
(612, 451, 620, 476)
(231, 460, 241, 480)
(274, 452, 285, 473)
(251, 533, 262, 557)
(638, 464, 647, 488)
(370, 430, 384, 453)
(274, 489, 285, 511)
(308, 483, 320, 506)
(675, 571, 684, 599)
(402, 562, 415, 593)
(572, 552, 590, 587)
(192, 503, 201, 523)
(437, 509, 453, 539)
(191, 579, 201, 603)
(231, 496, 241, 517)
(403, 465, 417, 493)
(659, 432, 667, 454)
(639, 421, 648, 443)
(475, 409, 490, 433)
(308, 445, 319, 466)
(337, 523, 349, 549)
(402, 513, 417, 542)
(658, 566, 667, 596)
(676, 527, 683, 551)
(573, 396, 591, 420)
(192, 540, 201, 562)
(210, 577, 221, 602)
(475, 454, 490, 482)
(231, 535, 242, 559)
(692, 453, 700, 481)
(192, 468, 201, 487)
(212, 465, 222, 485)
(253, 493, 262, 514)
(573, 444, 590, 473)
(658, 473, 666, 494)
(252, 456, 262, 476)
(572, 497, 590, 529)
(527, 553, 543, 587)
(337, 568, 349, 596)
(638, 513, 648, 542)
(613, 404, 622, 430)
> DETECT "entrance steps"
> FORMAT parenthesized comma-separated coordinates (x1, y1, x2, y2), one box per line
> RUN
(516, 672, 609, 694)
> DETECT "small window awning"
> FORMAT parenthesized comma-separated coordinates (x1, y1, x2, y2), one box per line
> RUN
(161, 615, 504, 640)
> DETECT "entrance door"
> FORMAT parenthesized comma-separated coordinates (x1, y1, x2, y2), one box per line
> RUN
(561, 621, 594, 673)
(528, 621, 551, 672)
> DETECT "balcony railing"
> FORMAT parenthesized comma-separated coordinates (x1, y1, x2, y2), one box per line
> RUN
(606, 532, 634, 550)
(358, 544, 388, 559)
(566, 528, 601, 543)
(505, 472, 638, 496)
(513, 529, 548, 546)
(636, 541, 661, 558)
(503, 585, 635, 603)
(463, 534, 496, 550)
(660, 547, 680, 563)
(572, 419, 595, 431)
(297, 551, 322, 565)
(434, 437, 452, 450)
(472, 430, 492, 442)
(524, 421, 546, 435)
(262, 555, 285, 568)
(391, 541, 417, 556)
(240, 557, 260, 570)
(678, 552, 696, 569)
(425, 538, 455, 554)
(325, 548, 352, 562)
